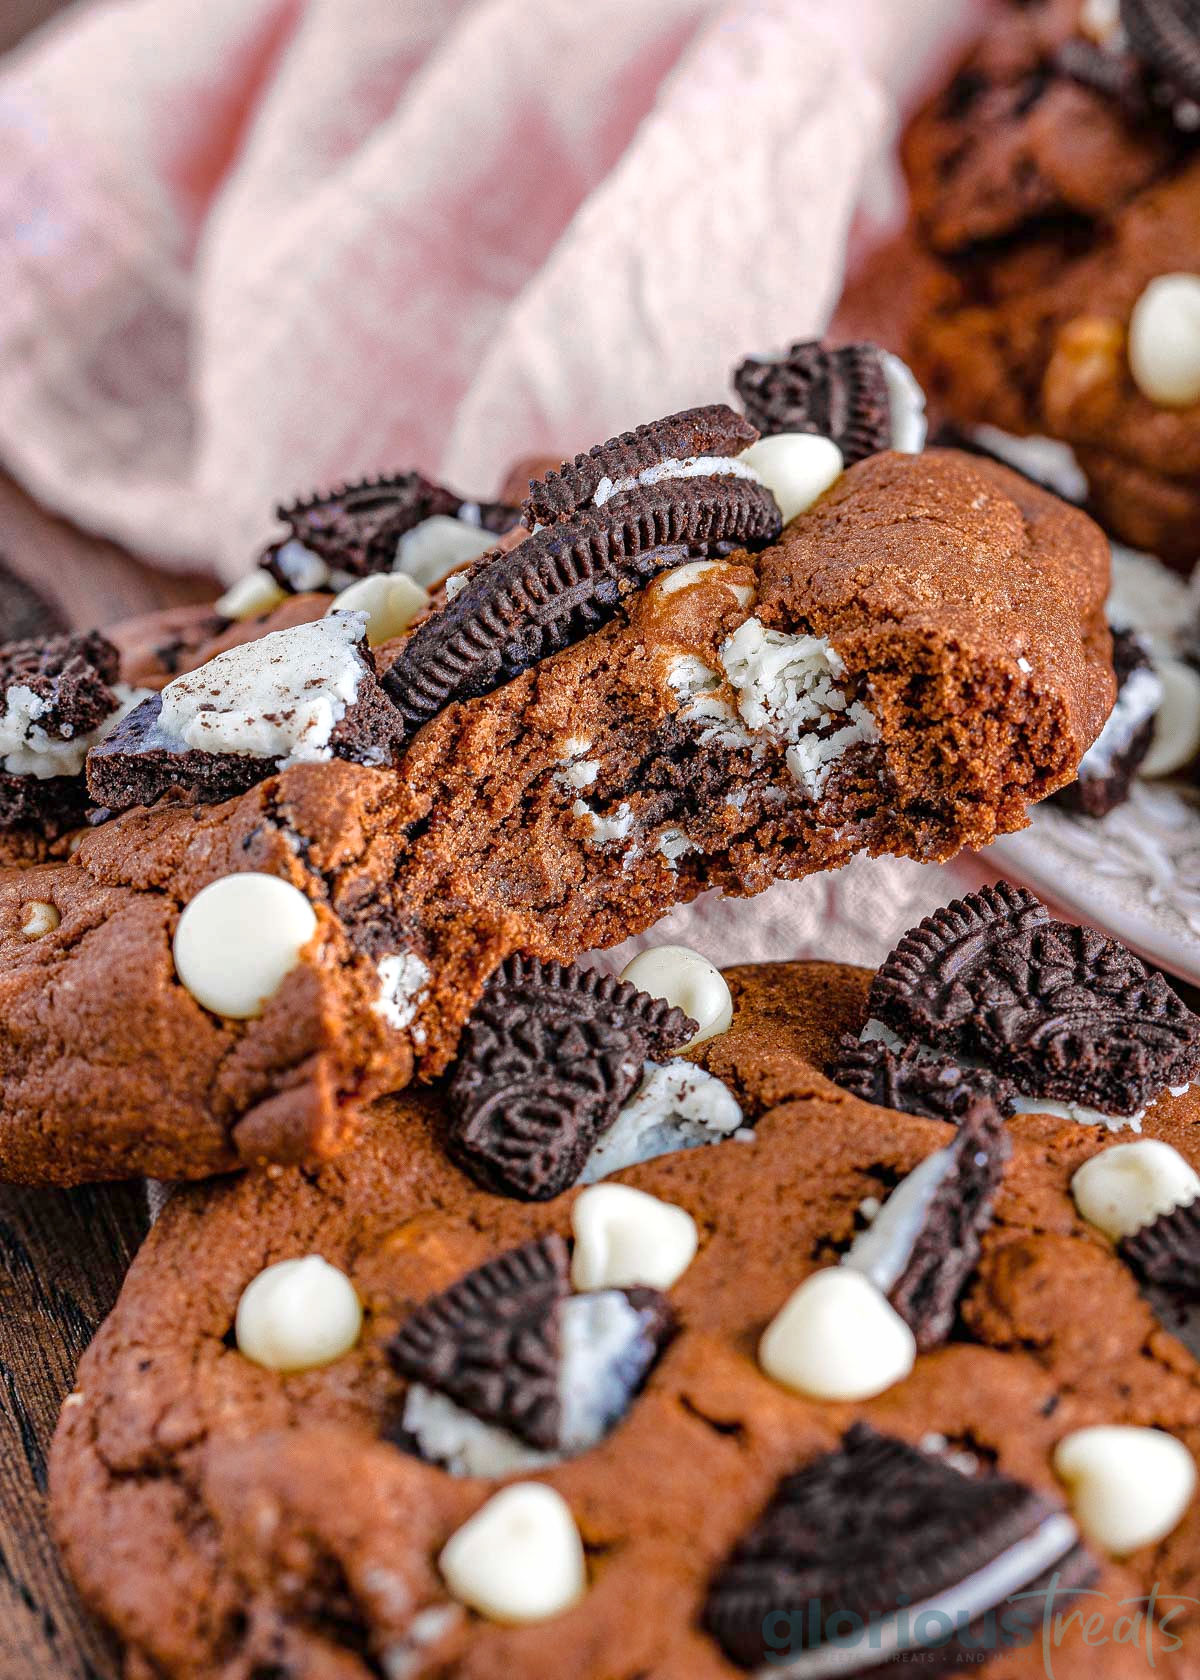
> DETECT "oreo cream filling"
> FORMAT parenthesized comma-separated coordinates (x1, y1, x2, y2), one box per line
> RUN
(373, 952, 431, 1034)
(843, 1147, 958, 1292)
(402, 1290, 659, 1477)
(969, 426, 1089, 503)
(879, 350, 929, 455)
(579, 1058, 744, 1183)
(153, 613, 372, 766)
(1076, 660, 1163, 778)
(593, 454, 762, 508)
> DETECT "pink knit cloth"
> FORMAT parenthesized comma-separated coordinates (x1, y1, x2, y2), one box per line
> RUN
(0, 0, 995, 965)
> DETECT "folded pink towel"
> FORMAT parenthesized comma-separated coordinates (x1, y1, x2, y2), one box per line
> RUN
(0, 0, 979, 578)
(0, 0, 991, 967)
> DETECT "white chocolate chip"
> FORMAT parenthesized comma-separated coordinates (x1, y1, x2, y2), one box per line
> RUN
(1071, 1140, 1200, 1240)
(396, 516, 496, 589)
(1080, 0, 1122, 45)
(619, 945, 733, 1048)
(1054, 1426, 1196, 1555)
(21, 900, 60, 939)
(235, 1255, 362, 1372)
(328, 573, 428, 645)
(1129, 274, 1200, 408)
(737, 433, 844, 523)
(173, 873, 318, 1019)
(214, 571, 287, 621)
(570, 1183, 698, 1291)
(439, 1484, 586, 1624)
(653, 560, 755, 609)
(758, 1268, 916, 1401)
(1139, 658, 1200, 777)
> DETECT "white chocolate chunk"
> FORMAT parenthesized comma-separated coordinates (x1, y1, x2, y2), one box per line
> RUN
(570, 1183, 698, 1292)
(879, 350, 929, 454)
(1140, 658, 1200, 777)
(1054, 1426, 1196, 1555)
(235, 1255, 362, 1372)
(759, 1268, 916, 1401)
(1129, 274, 1200, 408)
(439, 1484, 586, 1624)
(173, 873, 318, 1019)
(652, 560, 755, 609)
(573, 798, 635, 846)
(843, 1147, 957, 1292)
(395, 515, 496, 589)
(737, 433, 843, 523)
(620, 944, 733, 1048)
(1080, 0, 1122, 45)
(271, 539, 331, 593)
(156, 613, 370, 766)
(215, 571, 288, 621)
(1071, 1140, 1200, 1240)
(329, 573, 428, 645)
(21, 900, 60, 939)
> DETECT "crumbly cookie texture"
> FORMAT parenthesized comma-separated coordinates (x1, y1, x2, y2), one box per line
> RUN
(900, 0, 1200, 565)
(49, 957, 1198, 1680)
(0, 449, 1111, 1184)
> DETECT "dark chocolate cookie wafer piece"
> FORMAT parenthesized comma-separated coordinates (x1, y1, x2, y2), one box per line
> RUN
(0, 557, 68, 642)
(1121, 0, 1200, 106)
(384, 474, 782, 736)
(523, 404, 759, 527)
(847, 1098, 1011, 1351)
(1055, 628, 1160, 818)
(389, 1234, 568, 1449)
(869, 882, 1200, 1116)
(1121, 1197, 1200, 1296)
(734, 341, 892, 463)
(88, 616, 403, 812)
(445, 954, 696, 1200)
(265, 472, 520, 588)
(829, 1030, 1016, 1122)
(704, 1423, 1093, 1672)
(0, 631, 120, 739)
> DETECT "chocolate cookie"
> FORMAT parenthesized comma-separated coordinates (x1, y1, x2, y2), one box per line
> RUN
(898, 0, 1200, 565)
(0, 448, 1113, 1182)
(50, 953, 1199, 1679)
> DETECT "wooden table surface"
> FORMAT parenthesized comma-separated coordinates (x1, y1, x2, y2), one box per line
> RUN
(0, 467, 215, 1680)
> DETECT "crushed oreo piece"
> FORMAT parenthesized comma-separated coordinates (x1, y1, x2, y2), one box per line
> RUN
(88, 615, 403, 812)
(390, 1235, 568, 1450)
(1054, 38, 1156, 120)
(523, 405, 759, 527)
(0, 558, 68, 642)
(384, 475, 781, 735)
(1121, 1197, 1200, 1296)
(704, 1423, 1093, 1672)
(829, 1030, 1016, 1122)
(1055, 628, 1161, 818)
(1121, 0, 1200, 107)
(733, 341, 892, 463)
(847, 1099, 1011, 1351)
(264, 473, 519, 589)
(446, 954, 697, 1200)
(869, 882, 1200, 1117)
(0, 631, 120, 741)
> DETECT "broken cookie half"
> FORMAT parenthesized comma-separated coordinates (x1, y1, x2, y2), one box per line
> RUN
(0, 386, 1114, 1182)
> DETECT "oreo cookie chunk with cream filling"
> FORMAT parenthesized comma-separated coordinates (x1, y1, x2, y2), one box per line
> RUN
(833, 881, 1200, 1130)
(389, 1233, 676, 1475)
(733, 339, 928, 461)
(704, 1424, 1094, 1673)
(1054, 625, 1162, 816)
(0, 448, 1113, 1183)
(385, 406, 783, 735)
(87, 611, 404, 811)
(262, 471, 521, 597)
(49, 953, 1198, 1678)
(0, 631, 145, 848)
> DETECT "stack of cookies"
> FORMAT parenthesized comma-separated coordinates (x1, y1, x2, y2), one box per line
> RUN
(0, 335, 1196, 1679)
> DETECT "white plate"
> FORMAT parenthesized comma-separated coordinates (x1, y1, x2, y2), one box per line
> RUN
(988, 781, 1200, 984)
